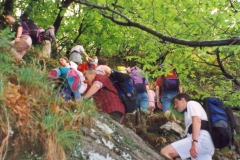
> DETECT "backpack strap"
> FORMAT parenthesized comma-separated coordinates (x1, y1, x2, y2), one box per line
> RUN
(187, 120, 210, 134)
(19, 20, 30, 35)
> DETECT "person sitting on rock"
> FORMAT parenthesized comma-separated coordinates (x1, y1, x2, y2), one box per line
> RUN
(160, 93, 214, 160)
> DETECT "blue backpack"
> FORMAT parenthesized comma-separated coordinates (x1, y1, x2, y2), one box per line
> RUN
(109, 70, 138, 113)
(188, 97, 236, 149)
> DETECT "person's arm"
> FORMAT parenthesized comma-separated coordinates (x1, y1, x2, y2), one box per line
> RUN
(83, 83, 101, 99)
(179, 85, 183, 93)
(103, 65, 112, 76)
(190, 116, 201, 158)
(82, 51, 90, 59)
(15, 26, 22, 43)
(49, 29, 58, 48)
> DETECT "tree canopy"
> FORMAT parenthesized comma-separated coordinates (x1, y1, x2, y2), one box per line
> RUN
(1, 0, 240, 105)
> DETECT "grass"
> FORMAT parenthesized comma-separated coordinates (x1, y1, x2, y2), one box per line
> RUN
(0, 28, 99, 159)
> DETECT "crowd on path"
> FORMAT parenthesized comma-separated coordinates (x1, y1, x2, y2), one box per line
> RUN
(4, 14, 218, 160)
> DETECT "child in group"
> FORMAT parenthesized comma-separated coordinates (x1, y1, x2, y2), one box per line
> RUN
(147, 82, 156, 114)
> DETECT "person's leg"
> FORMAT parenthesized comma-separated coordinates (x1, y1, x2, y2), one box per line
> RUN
(109, 111, 124, 124)
(161, 91, 177, 112)
(41, 40, 51, 58)
(58, 87, 72, 102)
(12, 35, 32, 59)
(160, 144, 180, 160)
(137, 92, 149, 111)
(161, 94, 172, 112)
(73, 91, 81, 101)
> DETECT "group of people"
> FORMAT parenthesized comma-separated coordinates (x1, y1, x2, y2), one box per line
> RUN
(51, 59, 215, 159)
(50, 55, 182, 122)
(5, 14, 215, 160)
(4, 14, 58, 60)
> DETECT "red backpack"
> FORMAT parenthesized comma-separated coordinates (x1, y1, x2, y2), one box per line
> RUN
(77, 62, 96, 73)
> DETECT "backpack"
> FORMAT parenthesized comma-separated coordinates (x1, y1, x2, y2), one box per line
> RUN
(159, 70, 179, 96)
(188, 97, 236, 149)
(109, 70, 138, 113)
(130, 67, 146, 93)
(20, 20, 44, 45)
(49, 67, 81, 92)
(77, 62, 96, 73)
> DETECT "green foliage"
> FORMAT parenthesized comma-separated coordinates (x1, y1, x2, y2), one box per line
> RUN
(17, 67, 48, 88)
(0, 28, 15, 64)
(0, 28, 14, 50)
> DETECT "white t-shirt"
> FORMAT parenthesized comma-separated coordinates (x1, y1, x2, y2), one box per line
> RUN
(184, 101, 208, 134)
(69, 45, 85, 63)
(70, 45, 85, 53)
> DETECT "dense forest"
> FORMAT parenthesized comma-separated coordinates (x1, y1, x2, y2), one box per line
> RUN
(3, 0, 239, 103)
(0, 0, 240, 159)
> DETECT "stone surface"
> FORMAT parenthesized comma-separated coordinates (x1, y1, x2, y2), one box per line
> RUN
(68, 113, 165, 160)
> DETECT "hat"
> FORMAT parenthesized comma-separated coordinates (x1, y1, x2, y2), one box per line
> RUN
(117, 66, 126, 71)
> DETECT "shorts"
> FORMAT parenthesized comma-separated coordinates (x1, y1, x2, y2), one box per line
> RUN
(171, 130, 214, 160)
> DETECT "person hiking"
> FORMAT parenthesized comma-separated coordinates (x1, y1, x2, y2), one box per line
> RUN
(147, 82, 156, 114)
(126, 66, 149, 111)
(160, 93, 214, 160)
(83, 69, 125, 124)
(155, 63, 181, 114)
(90, 56, 98, 66)
(58, 57, 87, 95)
(48, 57, 82, 102)
(41, 26, 58, 58)
(95, 57, 112, 76)
(4, 14, 32, 60)
(69, 43, 90, 64)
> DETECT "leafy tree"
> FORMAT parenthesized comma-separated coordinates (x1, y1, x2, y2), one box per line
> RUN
(1, 0, 240, 105)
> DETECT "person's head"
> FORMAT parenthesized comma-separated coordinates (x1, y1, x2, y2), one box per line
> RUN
(92, 56, 98, 60)
(4, 14, 15, 24)
(98, 58, 107, 65)
(173, 93, 191, 113)
(58, 57, 68, 67)
(125, 67, 131, 73)
(148, 82, 155, 90)
(83, 69, 97, 85)
(48, 25, 55, 30)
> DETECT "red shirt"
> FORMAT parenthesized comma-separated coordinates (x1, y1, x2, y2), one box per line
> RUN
(155, 70, 178, 87)
(92, 74, 125, 114)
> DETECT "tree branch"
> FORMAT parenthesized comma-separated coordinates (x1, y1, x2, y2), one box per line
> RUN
(215, 49, 240, 85)
(75, 0, 240, 47)
(229, 0, 240, 12)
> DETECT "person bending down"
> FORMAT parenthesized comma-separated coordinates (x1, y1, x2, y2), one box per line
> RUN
(83, 69, 125, 124)
(160, 93, 214, 160)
